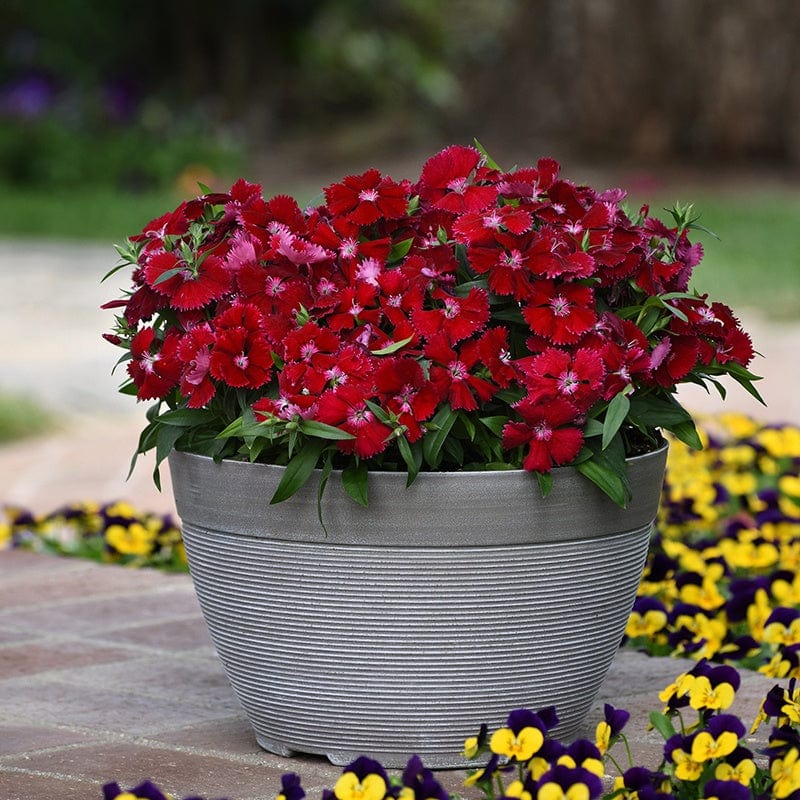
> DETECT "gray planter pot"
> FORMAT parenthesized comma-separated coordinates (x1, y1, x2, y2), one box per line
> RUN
(169, 444, 667, 768)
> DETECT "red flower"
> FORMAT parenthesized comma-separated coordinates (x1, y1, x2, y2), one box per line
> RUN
(522, 280, 597, 344)
(648, 335, 701, 387)
(502, 398, 584, 472)
(600, 320, 651, 398)
(144, 250, 232, 310)
(209, 304, 273, 389)
(127, 327, 182, 401)
(177, 325, 216, 407)
(375, 357, 439, 442)
(452, 205, 532, 246)
(425, 334, 495, 412)
(478, 327, 518, 387)
(517, 347, 605, 411)
(417, 145, 497, 214)
(411, 287, 490, 344)
(315, 385, 393, 458)
(324, 169, 408, 225)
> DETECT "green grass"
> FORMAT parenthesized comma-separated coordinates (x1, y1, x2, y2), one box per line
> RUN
(0, 184, 180, 242)
(640, 190, 800, 320)
(0, 181, 797, 318)
(0, 391, 56, 445)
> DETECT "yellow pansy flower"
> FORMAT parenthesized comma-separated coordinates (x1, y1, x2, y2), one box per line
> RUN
(690, 730, 738, 762)
(334, 771, 386, 800)
(688, 675, 735, 711)
(490, 725, 543, 761)
(715, 758, 756, 785)
(772, 747, 800, 798)
(105, 522, 156, 556)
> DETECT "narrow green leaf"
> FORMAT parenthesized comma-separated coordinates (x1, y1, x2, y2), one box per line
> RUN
(602, 392, 630, 450)
(576, 450, 631, 508)
(388, 237, 414, 264)
(158, 408, 214, 426)
(152, 266, 186, 286)
(582, 418, 604, 438)
(118, 380, 139, 397)
(473, 138, 502, 171)
(536, 472, 554, 498)
(422, 405, 458, 468)
(364, 399, 392, 424)
(269, 439, 325, 504)
(155, 422, 185, 470)
(342, 463, 369, 507)
(370, 335, 413, 356)
(668, 419, 703, 450)
(316, 454, 334, 536)
(298, 419, 356, 440)
(396, 434, 421, 487)
(102, 261, 131, 282)
(479, 415, 508, 436)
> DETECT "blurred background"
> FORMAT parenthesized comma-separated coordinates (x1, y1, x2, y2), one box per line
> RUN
(1, 0, 798, 513)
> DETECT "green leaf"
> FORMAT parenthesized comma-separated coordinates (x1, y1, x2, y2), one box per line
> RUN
(370, 335, 413, 356)
(602, 392, 630, 450)
(422, 404, 458, 468)
(576, 448, 631, 508)
(536, 472, 553, 498)
(152, 266, 186, 286)
(269, 439, 326, 504)
(582, 418, 604, 438)
(157, 407, 215, 426)
(473, 138, 502, 171)
(297, 419, 356, 440)
(648, 711, 677, 741)
(479, 415, 508, 436)
(155, 422, 185, 472)
(316, 454, 334, 536)
(396, 434, 421, 487)
(388, 237, 414, 264)
(342, 463, 369, 507)
(669, 419, 703, 450)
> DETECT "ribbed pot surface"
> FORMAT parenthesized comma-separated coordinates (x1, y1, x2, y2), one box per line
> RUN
(170, 445, 667, 768)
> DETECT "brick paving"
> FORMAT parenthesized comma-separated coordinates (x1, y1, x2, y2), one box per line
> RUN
(0, 549, 778, 800)
(0, 239, 797, 797)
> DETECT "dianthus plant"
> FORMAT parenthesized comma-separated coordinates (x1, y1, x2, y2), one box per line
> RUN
(104, 143, 761, 507)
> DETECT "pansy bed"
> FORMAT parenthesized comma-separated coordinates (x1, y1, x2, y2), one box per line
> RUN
(102, 658, 800, 799)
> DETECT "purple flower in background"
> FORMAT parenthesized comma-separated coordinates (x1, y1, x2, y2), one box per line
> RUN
(0, 74, 56, 119)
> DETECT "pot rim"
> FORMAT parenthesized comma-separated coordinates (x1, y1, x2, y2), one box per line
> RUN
(169, 440, 669, 547)
(173, 438, 668, 481)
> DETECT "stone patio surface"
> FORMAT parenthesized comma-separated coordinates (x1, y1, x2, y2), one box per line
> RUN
(0, 239, 797, 798)
(0, 549, 777, 800)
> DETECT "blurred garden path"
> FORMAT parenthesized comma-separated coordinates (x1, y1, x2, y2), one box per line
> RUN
(0, 237, 797, 517)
